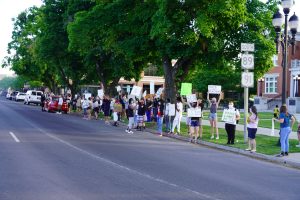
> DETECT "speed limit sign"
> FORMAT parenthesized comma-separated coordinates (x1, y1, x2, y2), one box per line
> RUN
(241, 54, 254, 69)
(241, 72, 254, 88)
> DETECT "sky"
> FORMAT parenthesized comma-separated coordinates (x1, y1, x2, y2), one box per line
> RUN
(0, 0, 299, 76)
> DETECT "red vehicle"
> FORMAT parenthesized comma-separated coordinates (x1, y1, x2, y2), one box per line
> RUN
(44, 96, 69, 113)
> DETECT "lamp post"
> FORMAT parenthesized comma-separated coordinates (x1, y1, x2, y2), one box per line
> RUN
(272, 0, 299, 105)
(258, 78, 264, 97)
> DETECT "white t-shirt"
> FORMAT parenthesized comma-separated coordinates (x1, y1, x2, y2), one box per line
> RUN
(247, 113, 259, 129)
(58, 97, 63, 106)
(175, 102, 183, 118)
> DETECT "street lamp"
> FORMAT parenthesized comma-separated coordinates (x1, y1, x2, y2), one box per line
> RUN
(258, 78, 264, 97)
(272, 0, 299, 105)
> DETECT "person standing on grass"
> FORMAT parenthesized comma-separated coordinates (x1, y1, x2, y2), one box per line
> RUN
(296, 122, 300, 148)
(126, 98, 136, 134)
(189, 101, 201, 143)
(171, 97, 183, 135)
(198, 99, 204, 140)
(274, 105, 279, 118)
(207, 92, 223, 139)
(224, 101, 240, 145)
(164, 98, 171, 133)
(246, 106, 259, 152)
(156, 99, 164, 136)
(274, 105, 295, 157)
(57, 95, 63, 114)
(92, 97, 99, 120)
(102, 95, 111, 124)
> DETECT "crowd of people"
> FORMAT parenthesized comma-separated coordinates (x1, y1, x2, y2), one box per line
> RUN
(41, 91, 300, 157)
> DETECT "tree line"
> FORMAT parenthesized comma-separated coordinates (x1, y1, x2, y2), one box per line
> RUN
(1, 0, 278, 102)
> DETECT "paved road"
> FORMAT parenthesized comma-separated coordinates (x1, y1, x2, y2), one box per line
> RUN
(1, 98, 300, 200)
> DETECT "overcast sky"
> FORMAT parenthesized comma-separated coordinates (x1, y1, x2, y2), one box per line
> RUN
(0, 0, 299, 76)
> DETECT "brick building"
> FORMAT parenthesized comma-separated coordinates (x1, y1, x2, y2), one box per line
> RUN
(255, 33, 300, 111)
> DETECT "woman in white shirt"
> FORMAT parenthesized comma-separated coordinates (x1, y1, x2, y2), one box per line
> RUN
(224, 101, 240, 144)
(171, 97, 183, 135)
(246, 106, 259, 152)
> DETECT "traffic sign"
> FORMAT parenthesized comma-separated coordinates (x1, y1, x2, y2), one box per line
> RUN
(241, 54, 254, 69)
(241, 72, 254, 88)
(241, 43, 255, 52)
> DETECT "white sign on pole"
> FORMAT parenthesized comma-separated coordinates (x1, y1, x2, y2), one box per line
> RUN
(187, 94, 197, 102)
(241, 43, 255, 52)
(155, 88, 164, 98)
(187, 108, 202, 118)
(97, 89, 104, 98)
(130, 86, 142, 97)
(241, 72, 254, 88)
(84, 93, 92, 100)
(150, 82, 155, 94)
(222, 109, 236, 124)
(126, 85, 131, 93)
(241, 54, 254, 69)
(116, 86, 122, 92)
(169, 104, 176, 116)
(208, 85, 222, 94)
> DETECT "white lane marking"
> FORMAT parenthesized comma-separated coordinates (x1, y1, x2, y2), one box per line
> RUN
(43, 131, 222, 200)
(9, 132, 20, 143)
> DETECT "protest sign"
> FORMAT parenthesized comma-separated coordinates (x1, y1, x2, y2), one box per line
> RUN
(155, 88, 164, 98)
(208, 85, 222, 94)
(186, 94, 197, 102)
(97, 89, 104, 98)
(116, 86, 122, 92)
(84, 93, 92, 100)
(187, 108, 202, 117)
(130, 86, 142, 97)
(222, 109, 236, 124)
(143, 90, 147, 97)
(180, 83, 192, 96)
(169, 104, 176, 116)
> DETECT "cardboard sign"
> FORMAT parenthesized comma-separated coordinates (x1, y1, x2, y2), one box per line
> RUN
(222, 109, 236, 124)
(84, 93, 92, 100)
(116, 86, 122, 92)
(187, 108, 202, 117)
(208, 85, 221, 94)
(180, 83, 192, 96)
(113, 103, 123, 112)
(155, 88, 164, 98)
(97, 89, 104, 98)
(150, 82, 155, 94)
(168, 104, 176, 116)
(130, 86, 142, 97)
(187, 94, 197, 103)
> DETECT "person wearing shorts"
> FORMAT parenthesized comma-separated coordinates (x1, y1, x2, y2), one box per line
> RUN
(246, 106, 259, 152)
(207, 91, 223, 140)
(189, 101, 201, 143)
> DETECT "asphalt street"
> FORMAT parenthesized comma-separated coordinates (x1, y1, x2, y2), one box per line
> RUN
(0, 97, 300, 200)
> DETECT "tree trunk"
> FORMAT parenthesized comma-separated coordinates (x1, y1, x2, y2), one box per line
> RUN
(162, 56, 177, 103)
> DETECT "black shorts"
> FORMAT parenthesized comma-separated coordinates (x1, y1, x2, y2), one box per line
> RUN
(247, 128, 257, 139)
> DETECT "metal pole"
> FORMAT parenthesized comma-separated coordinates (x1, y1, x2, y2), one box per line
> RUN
(244, 69, 249, 144)
(282, 13, 288, 105)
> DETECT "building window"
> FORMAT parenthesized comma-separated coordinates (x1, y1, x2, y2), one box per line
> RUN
(273, 55, 278, 67)
(291, 59, 300, 68)
(265, 76, 278, 94)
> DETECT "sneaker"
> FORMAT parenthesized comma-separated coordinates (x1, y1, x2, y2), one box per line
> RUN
(296, 144, 300, 148)
(128, 131, 133, 134)
(245, 148, 251, 151)
(216, 136, 219, 140)
(251, 149, 256, 153)
(125, 129, 129, 133)
(210, 136, 214, 139)
(159, 134, 163, 137)
(276, 152, 284, 157)
(285, 152, 289, 156)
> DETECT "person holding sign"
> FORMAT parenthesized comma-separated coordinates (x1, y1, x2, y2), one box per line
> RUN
(246, 106, 259, 152)
(156, 99, 165, 136)
(171, 97, 183, 135)
(223, 101, 240, 145)
(207, 92, 223, 139)
(273, 105, 295, 157)
(126, 98, 136, 134)
(189, 101, 201, 143)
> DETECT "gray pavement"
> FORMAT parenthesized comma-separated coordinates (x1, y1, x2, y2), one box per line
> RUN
(1, 98, 300, 200)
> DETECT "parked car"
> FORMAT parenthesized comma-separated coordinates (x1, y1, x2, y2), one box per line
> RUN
(44, 96, 69, 113)
(24, 90, 43, 105)
(15, 92, 26, 101)
(11, 91, 20, 101)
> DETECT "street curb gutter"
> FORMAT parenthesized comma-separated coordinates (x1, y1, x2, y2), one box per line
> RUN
(144, 127, 300, 170)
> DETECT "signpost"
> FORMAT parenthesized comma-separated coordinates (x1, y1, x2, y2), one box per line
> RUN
(241, 43, 254, 143)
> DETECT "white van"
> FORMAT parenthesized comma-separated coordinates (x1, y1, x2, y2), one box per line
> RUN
(24, 90, 43, 105)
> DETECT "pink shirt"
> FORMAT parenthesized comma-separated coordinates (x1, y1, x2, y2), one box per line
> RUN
(247, 113, 259, 129)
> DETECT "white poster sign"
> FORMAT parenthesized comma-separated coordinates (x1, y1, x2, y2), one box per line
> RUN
(208, 85, 222, 94)
(97, 89, 104, 98)
(143, 90, 147, 97)
(187, 108, 202, 117)
(127, 85, 131, 93)
(187, 94, 197, 103)
(130, 86, 142, 97)
(155, 88, 164, 98)
(84, 93, 92, 100)
(116, 86, 122, 92)
(150, 82, 155, 94)
(168, 104, 176, 116)
(222, 109, 236, 124)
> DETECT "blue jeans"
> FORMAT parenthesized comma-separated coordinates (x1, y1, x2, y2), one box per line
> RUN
(157, 116, 163, 134)
(280, 127, 291, 152)
(165, 115, 171, 132)
(146, 110, 151, 122)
